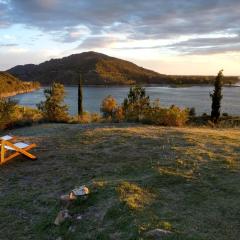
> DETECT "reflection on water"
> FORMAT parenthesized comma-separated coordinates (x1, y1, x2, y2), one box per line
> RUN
(12, 86, 240, 116)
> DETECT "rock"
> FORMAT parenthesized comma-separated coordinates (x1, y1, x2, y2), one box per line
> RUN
(56, 237, 62, 240)
(71, 186, 90, 198)
(54, 210, 71, 226)
(144, 229, 172, 239)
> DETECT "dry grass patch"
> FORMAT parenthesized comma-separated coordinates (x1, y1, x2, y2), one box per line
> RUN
(117, 181, 154, 210)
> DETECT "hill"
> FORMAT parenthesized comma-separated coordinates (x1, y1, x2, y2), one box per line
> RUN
(0, 72, 40, 97)
(0, 123, 239, 239)
(7, 51, 239, 85)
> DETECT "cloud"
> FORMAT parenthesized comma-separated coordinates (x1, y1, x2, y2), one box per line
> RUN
(167, 35, 240, 54)
(0, 1, 10, 27)
(0, 43, 18, 47)
(55, 25, 92, 43)
(1, 0, 240, 54)
(8, 47, 29, 53)
(77, 36, 119, 49)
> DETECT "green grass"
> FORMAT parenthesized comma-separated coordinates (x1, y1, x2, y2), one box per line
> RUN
(0, 123, 239, 239)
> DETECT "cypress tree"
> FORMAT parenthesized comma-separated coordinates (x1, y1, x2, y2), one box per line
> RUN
(78, 73, 83, 116)
(210, 70, 223, 123)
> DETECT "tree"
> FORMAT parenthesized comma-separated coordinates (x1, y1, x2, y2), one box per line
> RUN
(210, 70, 223, 123)
(78, 73, 83, 116)
(37, 82, 69, 122)
(123, 85, 150, 121)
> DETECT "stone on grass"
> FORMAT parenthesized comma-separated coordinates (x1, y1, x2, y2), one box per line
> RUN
(70, 186, 90, 199)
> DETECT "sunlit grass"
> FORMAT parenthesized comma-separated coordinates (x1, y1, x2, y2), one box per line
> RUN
(117, 181, 154, 210)
(0, 123, 239, 239)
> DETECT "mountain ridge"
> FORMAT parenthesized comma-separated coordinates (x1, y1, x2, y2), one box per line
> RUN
(7, 51, 239, 85)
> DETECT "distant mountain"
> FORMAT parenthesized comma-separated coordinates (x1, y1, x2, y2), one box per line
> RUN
(0, 72, 39, 97)
(7, 51, 239, 85)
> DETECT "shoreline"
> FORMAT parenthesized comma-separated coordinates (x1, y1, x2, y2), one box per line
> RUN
(0, 88, 39, 98)
(40, 82, 240, 88)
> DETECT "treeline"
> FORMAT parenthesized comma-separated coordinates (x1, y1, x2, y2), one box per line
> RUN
(153, 75, 239, 85)
(0, 72, 40, 97)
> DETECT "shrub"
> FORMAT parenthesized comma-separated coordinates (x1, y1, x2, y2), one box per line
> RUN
(113, 106, 125, 122)
(91, 113, 102, 122)
(0, 99, 43, 130)
(166, 105, 189, 126)
(100, 86, 189, 126)
(143, 105, 189, 127)
(37, 83, 69, 122)
(100, 95, 118, 118)
(222, 112, 229, 117)
(0, 98, 17, 129)
(70, 112, 102, 124)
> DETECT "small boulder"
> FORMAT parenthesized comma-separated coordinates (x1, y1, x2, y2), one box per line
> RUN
(70, 186, 90, 198)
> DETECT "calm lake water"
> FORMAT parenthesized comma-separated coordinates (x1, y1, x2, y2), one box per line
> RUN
(12, 86, 240, 116)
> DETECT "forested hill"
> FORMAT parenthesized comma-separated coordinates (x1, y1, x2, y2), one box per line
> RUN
(0, 72, 40, 97)
(7, 51, 239, 85)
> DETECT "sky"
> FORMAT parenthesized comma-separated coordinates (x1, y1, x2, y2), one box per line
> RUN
(0, 0, 240, 75)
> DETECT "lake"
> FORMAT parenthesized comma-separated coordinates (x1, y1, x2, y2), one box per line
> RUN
(12, 86, 240, 116)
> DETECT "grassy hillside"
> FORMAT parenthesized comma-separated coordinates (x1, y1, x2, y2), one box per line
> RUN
(8, 51, 239, 85)
(0, 123, 239, 239)
(0, 71, 39, 97)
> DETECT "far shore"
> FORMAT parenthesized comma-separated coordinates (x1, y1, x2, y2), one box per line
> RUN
(1, 81, 239, 98)
(40, 82, 240, 88)
(0, 87, 39, 98)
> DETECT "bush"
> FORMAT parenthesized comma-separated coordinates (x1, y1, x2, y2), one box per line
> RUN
(100, 95, 118, 118)
(0, 98, 17, 129)
(37, 83, 69, 122)
(143, 105, 189, 127)
(222, 112, 229, 117)
(0, 98, 43, 130)
(113, 106, 125, 122)
(100, 86, 189, 126)
(70, 112, 102, 124)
